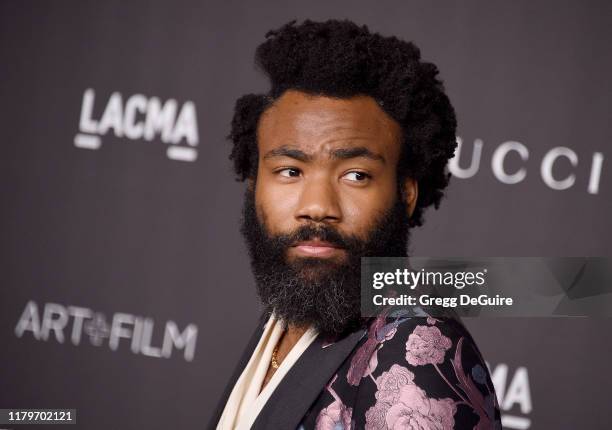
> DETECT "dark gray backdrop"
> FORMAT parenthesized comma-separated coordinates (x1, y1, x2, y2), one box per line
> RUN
(1, 1, 610, 429)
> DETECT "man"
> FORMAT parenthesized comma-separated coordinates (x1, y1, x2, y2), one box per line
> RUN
(209, 19, 501, 430)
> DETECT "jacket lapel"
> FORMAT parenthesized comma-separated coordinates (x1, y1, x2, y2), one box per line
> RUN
(251, 327, 366, 430)
(207, 313, 269, 430)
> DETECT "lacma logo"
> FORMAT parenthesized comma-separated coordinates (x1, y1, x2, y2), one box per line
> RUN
(15, 300, 199, 362)
(488, 362, 533, 429)
(74, 88, 199, 162)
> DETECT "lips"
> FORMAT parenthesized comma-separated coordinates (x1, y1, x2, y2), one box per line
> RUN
(291, 239, 344, 257)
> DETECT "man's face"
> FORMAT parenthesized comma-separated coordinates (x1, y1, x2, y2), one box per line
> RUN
(256, 90, 408, 257)
(241, 90, 417, 337)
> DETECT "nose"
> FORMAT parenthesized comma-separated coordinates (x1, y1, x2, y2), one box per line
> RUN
(295, 175, 341, 223)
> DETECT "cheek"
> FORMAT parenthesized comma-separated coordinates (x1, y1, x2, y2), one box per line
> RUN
(338, 181, 399, 236)
(254, 178, 300, 234)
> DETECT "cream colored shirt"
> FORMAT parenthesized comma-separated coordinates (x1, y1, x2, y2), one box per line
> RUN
(216, 313, 319, 430)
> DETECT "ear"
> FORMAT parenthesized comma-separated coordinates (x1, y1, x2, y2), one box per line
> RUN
(402, 177, 419, 218)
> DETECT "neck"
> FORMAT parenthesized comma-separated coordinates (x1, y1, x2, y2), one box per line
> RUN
(285, 323, 308, 342)
(274, 323, 308, 365)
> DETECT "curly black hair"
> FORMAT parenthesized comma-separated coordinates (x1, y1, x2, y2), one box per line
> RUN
(229, 19, 457, 227)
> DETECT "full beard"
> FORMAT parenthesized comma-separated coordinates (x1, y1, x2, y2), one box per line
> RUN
(240, 186, 411, 339)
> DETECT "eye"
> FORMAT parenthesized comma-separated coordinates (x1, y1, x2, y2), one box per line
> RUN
(277, 167, 301, 178)
(343, 171, 371, 182)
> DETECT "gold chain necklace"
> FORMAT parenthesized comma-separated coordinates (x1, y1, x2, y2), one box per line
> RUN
(271, 343, 280, 369)
(271, 326, 287, 370)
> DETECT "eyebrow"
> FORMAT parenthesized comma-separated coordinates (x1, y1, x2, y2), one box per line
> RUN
(263, 145, 386, 164)
(331, 147, 386, 164)
(263, 146, 312, 162)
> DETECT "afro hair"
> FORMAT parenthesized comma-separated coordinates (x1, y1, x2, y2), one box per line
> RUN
(229, 19, 457, 227)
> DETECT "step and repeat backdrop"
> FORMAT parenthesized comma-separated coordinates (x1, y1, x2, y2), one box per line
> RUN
(1, 1, 610, 429)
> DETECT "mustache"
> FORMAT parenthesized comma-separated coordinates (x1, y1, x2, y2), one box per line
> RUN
(275, 224, 354, 250)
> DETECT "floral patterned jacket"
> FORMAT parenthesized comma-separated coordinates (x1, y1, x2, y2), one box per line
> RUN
(208, 310, 502, 430)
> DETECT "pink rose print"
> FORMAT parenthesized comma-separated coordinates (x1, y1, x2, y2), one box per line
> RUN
(373, 364, 415, 404)
(385, 385, 456, 430)
(405, 325, 452, 366)
(365, 403, 387, 430)
(315, 375, 353, 430)
(365, 364, 456, 430)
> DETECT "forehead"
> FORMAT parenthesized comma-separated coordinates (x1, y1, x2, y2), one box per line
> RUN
(257, 90, 402, 158)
